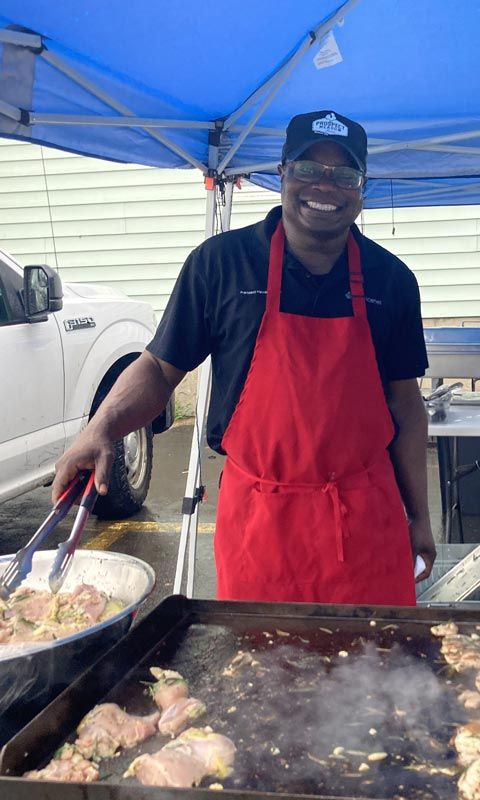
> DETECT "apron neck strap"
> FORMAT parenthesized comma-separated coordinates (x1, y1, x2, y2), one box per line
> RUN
(347, 231, 367, 318)
(267, 220, 366, 318)
(266, 219, 285, 312)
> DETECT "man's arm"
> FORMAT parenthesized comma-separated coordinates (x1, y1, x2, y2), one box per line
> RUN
(52, 351, 185, 502)
(387, 378, 437, 581)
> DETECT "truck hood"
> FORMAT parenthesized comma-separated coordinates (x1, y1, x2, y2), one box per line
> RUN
(63, 282, 129, 300)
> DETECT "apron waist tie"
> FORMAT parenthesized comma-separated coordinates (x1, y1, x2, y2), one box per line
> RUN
(226, 456, 385, 564)
(322, 480, 349, 563)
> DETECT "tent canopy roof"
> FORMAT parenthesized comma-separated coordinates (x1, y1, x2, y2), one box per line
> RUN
(1, 0, 480, 207)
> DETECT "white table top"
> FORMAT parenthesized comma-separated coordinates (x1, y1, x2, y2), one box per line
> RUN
(428, 404, 480, 436)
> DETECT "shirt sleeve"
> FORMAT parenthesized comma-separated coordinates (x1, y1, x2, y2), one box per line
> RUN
(384, 267, 429, 382)
(146, 248, 211, 371)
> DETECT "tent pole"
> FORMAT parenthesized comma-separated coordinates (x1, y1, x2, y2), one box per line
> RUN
(184, 178, 235, 596)
(174, 135, 221, 596)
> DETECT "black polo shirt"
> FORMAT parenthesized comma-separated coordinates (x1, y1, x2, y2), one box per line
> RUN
(147, 206, 428, 452)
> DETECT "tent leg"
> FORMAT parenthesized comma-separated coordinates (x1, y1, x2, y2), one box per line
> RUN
(174, 177, 218, 596)
(174, 179, 234, 597)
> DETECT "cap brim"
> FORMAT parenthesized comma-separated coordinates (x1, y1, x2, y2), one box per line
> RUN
(285, 138, 365, 171)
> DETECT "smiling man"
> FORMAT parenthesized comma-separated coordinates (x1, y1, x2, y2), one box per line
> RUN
(53, 110, 436, 606)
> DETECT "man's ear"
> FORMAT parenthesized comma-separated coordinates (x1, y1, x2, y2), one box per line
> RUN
(278, 163, 285, 181)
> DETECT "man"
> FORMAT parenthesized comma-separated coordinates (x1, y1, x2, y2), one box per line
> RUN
(52, 110, 436, 605)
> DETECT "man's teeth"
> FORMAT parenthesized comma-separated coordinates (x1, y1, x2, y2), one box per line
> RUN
(304, 200, 337, 211)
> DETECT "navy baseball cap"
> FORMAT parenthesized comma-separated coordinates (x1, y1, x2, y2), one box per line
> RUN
(282, 110, 367, 172)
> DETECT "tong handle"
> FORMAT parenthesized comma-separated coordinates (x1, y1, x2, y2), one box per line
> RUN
(0, 473, 88, 598)
(48, 473, 98, 594)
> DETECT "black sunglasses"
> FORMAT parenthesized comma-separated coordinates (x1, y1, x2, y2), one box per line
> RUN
(286, 160, 364, 190)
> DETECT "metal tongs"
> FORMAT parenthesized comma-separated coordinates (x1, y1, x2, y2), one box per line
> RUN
(423, 382, 463, 423)
(0, 471, 98, 599)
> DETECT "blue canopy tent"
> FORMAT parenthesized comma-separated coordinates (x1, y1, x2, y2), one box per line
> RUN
(1, 0, 479, 591)
(1, 0, 480, 209)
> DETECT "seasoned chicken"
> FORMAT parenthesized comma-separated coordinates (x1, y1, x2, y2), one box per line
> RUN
(149, 667, 188, 710)
(23, 744, 99, 783)
(164, 726, 236, 777)
(459, 758, 480, 800)
(431, 622, 459, 638)
(7, 588, 57, 623)
(124, 749, 206, 787)
(58, 584, 107, 624)
(459, 691, 480, 711)
(0, 584, 124, 645)
(453, 722, 480, 767)
(76, 703, 160, 759)
(158, 697, 206, 737)
(441, 636, 480, 672)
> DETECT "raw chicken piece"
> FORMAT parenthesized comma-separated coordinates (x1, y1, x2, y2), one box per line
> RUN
(76, 703, 160, 759)
(149, 667, 188, 710)
(125, 749, 206, 787)
(59, 584, 107, 624)
(459, 758, 480, 799)
(24, 744, 99, 782)
(453, 722, 480, 767)
(459, 691, 480, 711)
(164, 726, 236, 777)
(0, 620, 13, 643)
(8, 588, 58, 623)
(431, 622, 459, 637)
(158, 697, 206, 737)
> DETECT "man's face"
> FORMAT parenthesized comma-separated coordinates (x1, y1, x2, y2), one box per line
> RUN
(279, 141, 364, 240)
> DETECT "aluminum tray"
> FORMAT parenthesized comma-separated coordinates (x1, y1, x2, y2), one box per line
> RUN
(1, 595, 479, 800)
(0, 550, 155, 746)
(424, 327, 480, 379)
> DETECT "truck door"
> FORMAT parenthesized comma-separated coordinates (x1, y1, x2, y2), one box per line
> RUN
(0, 256, 65, 503)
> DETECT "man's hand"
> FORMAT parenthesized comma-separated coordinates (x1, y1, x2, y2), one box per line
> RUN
(409, 517, 437, 583)
(52, 428, 115, 503)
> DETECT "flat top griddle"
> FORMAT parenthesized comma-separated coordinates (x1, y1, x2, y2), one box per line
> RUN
(1, 596, 479, 800)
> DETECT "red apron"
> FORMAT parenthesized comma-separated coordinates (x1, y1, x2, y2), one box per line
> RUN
(214, 220, 416, 605)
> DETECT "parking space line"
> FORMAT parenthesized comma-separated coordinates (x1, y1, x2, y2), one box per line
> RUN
(83, 520, 215, 551)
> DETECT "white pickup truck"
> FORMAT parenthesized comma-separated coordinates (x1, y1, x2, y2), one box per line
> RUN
(0, 250, 173, 517)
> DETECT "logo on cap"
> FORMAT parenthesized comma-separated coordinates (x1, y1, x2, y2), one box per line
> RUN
(312, 112, 348, 137)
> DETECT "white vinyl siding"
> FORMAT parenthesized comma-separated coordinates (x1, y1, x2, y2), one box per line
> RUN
(1, 139, 480, 321)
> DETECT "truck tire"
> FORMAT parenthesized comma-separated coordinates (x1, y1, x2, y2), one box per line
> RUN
(90, 384, 153, 519)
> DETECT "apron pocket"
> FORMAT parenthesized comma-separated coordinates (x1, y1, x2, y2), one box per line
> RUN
(240, 487, 327, 586)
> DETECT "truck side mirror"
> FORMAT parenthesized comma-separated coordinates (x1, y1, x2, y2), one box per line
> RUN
(24, 265, 63, 322)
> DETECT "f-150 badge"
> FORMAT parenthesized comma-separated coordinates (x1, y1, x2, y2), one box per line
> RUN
(64, 316, 96, 331)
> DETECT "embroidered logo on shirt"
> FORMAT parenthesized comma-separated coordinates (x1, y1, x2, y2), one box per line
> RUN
(312, 112, 348, 137)
(345, 291, 382, 306)
(239, 290, 267, 295)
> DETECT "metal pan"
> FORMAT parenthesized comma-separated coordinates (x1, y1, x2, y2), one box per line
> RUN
(0, 549, 155, 745)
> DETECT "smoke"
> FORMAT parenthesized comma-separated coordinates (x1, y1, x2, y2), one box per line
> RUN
(217, 636, 460, 797)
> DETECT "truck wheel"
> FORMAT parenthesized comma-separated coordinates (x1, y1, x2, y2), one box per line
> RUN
(94, 424, 154, 519)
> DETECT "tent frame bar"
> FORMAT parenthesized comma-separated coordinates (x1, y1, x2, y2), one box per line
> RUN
(0, 29, 42, 48)
(217, 0, 360, 173)
(39, 48, 207, 172)
(222, 0, 360, 133)
(31, 114, 215, 129)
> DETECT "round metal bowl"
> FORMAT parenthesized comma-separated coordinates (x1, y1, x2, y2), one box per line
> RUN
(0, 550, 155, 743)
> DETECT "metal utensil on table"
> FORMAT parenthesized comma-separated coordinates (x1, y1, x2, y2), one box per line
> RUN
(48, 472, 98, 593)
(0, 472, 96, 600)
(423, 381, 464, 423)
